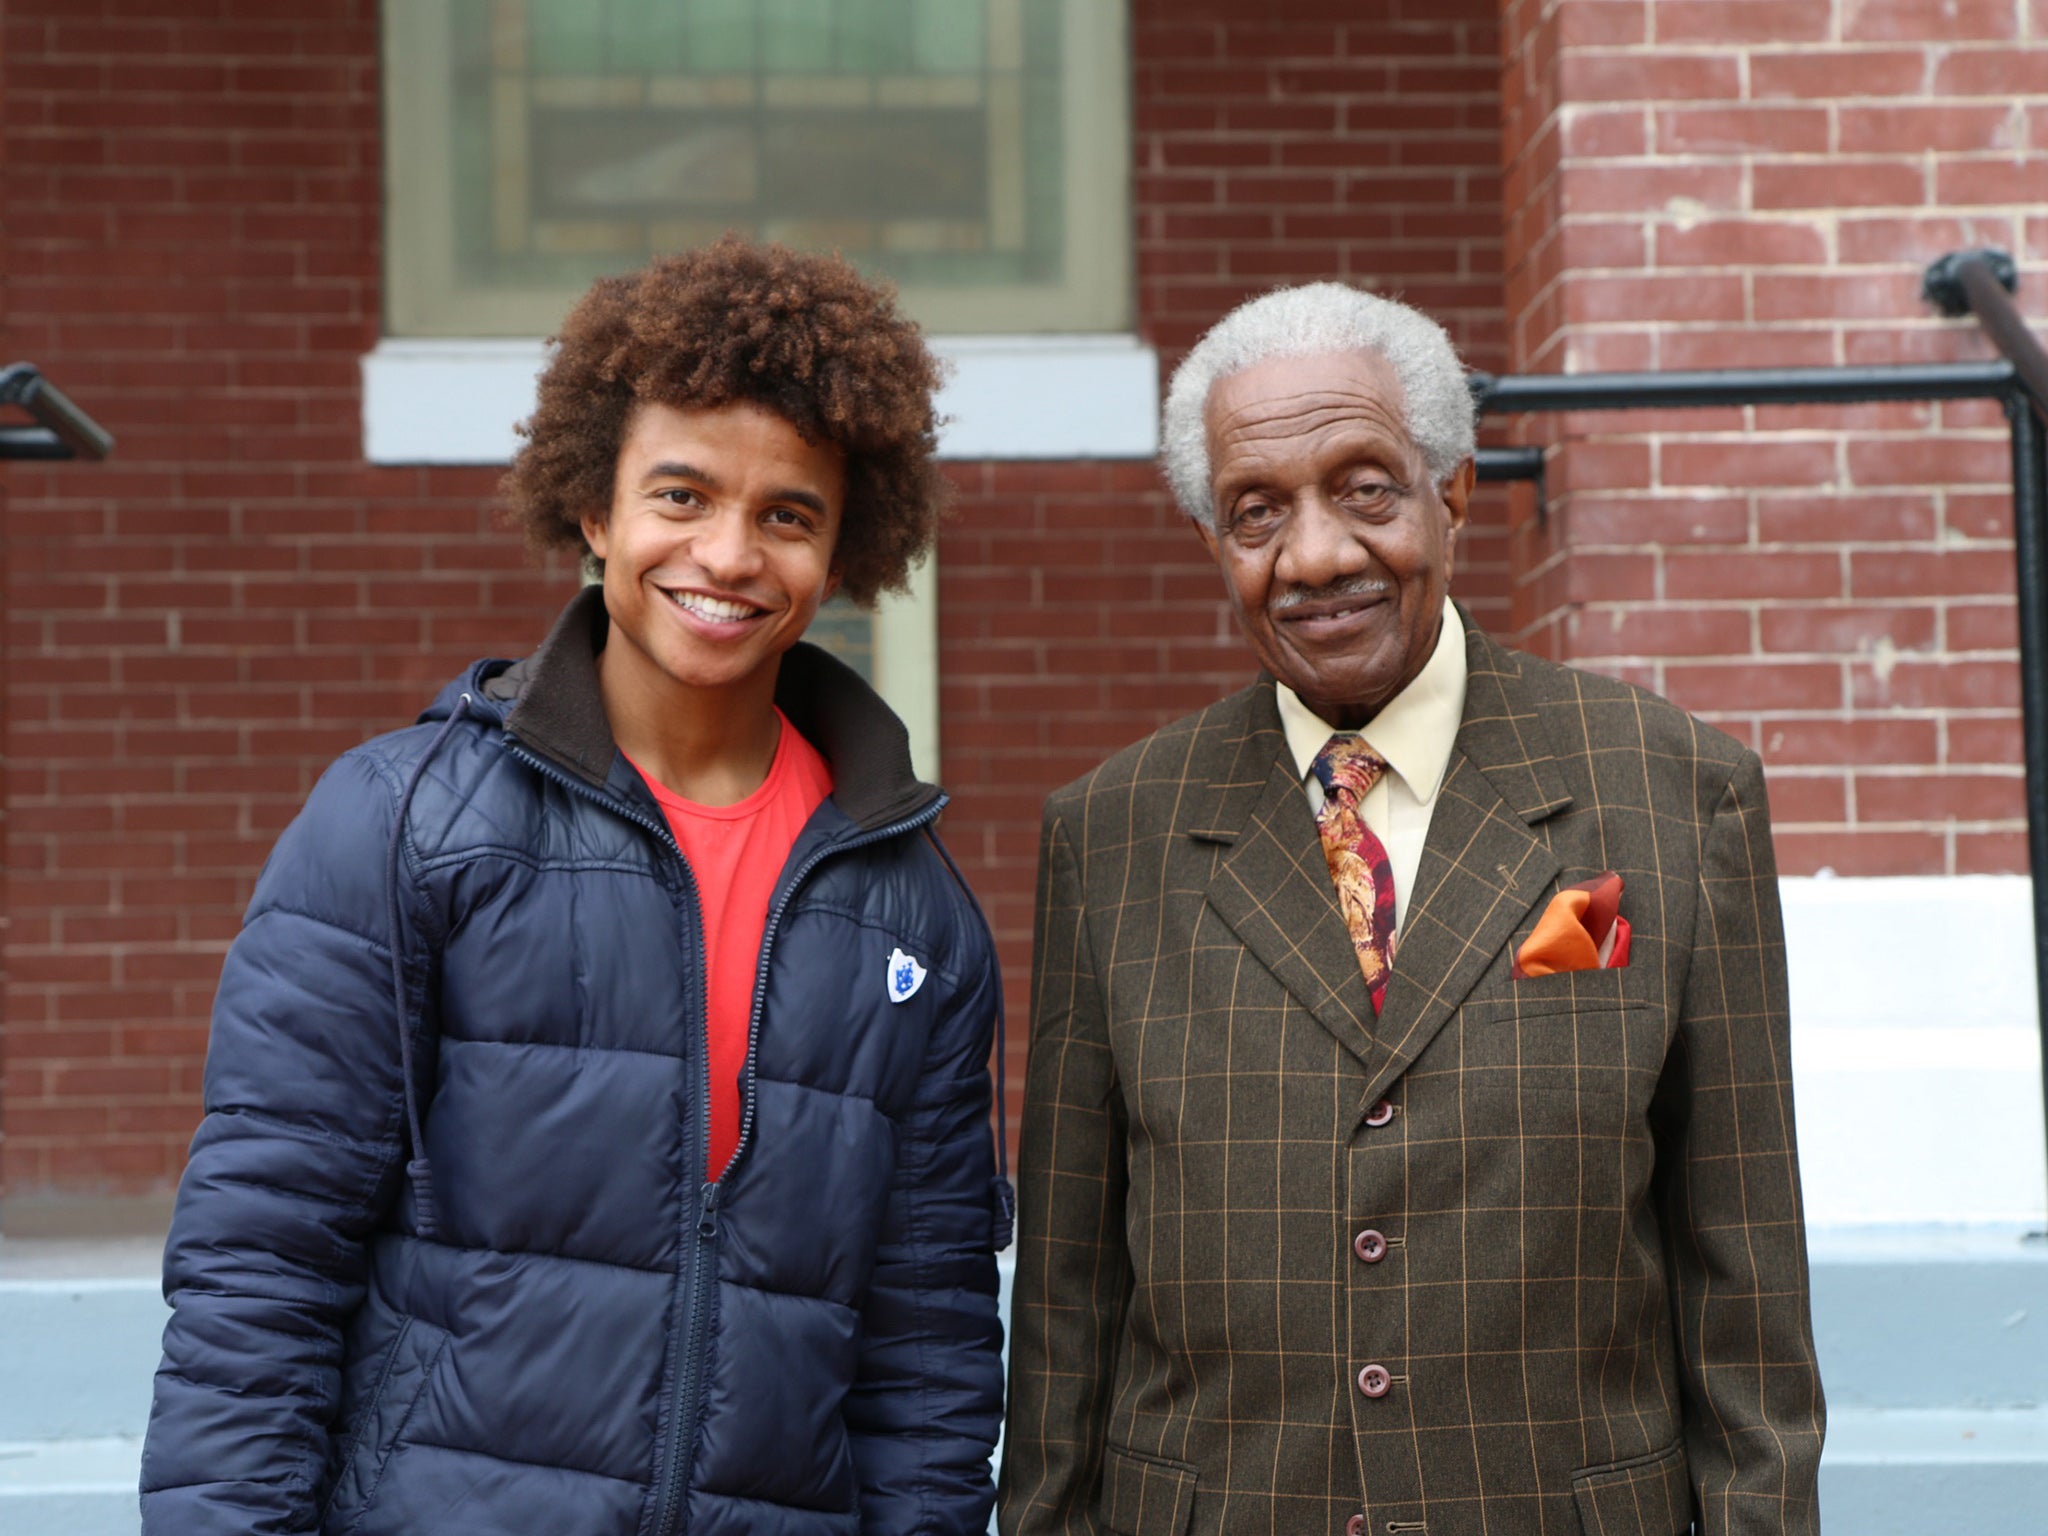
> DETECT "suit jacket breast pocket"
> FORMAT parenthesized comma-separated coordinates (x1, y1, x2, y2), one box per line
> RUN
(1097, 1444, 1197, 1536)
(1486, 964, 1630, 1020)
(1449, 998, 1670, 1161)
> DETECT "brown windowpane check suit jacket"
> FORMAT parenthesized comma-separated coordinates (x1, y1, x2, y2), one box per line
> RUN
(998, 619, 1825, 1536)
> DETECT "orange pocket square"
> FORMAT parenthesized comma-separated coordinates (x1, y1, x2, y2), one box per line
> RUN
(1513, 871, 1631, 978)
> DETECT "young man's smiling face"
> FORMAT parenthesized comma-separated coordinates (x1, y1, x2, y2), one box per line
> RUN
(581, 399, 846, 720)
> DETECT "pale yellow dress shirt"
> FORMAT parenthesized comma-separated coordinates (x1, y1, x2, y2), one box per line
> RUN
(1274, 601, 1468, 938)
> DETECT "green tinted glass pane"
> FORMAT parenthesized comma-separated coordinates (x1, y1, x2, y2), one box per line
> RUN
(833, 0, 913, 71)
(1022, 0, 1057, 55)
(910, 0, 982, 72)
(804, 597, 874, 683)
(529, 0, 605, 72)
(685, 0, 756, 69)
(608, 0, 687, 70)
(451, 83, 492, 248)
(430, 0, 1095, 323)
(761, 0, 834, 70)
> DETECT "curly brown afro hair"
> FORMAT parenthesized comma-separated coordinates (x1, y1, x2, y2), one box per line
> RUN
(503, 237, 948, 608)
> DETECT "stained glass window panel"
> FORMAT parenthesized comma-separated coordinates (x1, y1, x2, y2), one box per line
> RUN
(386, 0, 1128, 336)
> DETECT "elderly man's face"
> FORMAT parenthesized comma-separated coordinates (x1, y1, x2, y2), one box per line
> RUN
(1195, 349, 1473, 728)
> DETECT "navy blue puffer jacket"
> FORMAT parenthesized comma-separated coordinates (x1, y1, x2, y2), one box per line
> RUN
(141, 589, 1007, 1534)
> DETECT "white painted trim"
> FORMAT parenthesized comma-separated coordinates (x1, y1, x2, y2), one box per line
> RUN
(360, 340, 548, 467)
(873, 561, 940, 784)
(926, 335, 1160, 459)
(359, 334, 1160, 465)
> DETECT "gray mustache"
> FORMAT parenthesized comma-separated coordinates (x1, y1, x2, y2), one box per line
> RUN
(1272, 579, 1389, 612)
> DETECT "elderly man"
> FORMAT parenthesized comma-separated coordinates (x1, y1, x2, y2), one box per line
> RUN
(998, 284, 1824, 1536)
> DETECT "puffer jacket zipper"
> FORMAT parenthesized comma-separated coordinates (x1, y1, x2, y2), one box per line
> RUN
(505, 732, 945, 1536)
(500, 738, 713, 1536)
(722, 794, 949, 1194)
(656, 795, 947, 1536)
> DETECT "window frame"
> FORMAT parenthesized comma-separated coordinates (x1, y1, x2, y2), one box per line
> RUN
(380, 0, 1132, 338)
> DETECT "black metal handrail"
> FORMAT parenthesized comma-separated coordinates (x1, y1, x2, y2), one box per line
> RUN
(0, 362, 115, 461)
(1466, 248, 2048, 1188)
(1474, 446, 1545, 484)
(1472, 358, 2018, 413)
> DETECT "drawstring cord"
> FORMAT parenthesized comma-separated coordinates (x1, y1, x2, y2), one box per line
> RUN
(384, 692, 472, 1239)
(924, 827, 1017, 1250)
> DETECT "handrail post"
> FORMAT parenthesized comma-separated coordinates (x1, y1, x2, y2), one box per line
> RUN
(2007, 394, 2048, 1201)
(1925, 250, 2048, 1203)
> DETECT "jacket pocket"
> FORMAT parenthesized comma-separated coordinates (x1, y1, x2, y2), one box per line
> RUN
(1097, 1444, 1198, 1536)
(322, 1314, 450, 1533)
(1571, 1438, 1692, 1536)
(1463, 968, 1632, 1021)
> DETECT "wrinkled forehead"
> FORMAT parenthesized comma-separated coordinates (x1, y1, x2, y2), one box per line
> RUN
(1202, 349, 1418, 469)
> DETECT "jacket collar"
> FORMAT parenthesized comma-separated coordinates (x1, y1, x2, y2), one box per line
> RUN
(490, 585, 941, 832)
(1186, 602, 1572, 838)
(1186, 675, 1287, 846)
(1452, 616, 1574, 824)
(1183, 605, 1575, 1083)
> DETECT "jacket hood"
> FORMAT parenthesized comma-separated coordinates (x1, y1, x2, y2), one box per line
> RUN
(421, 585, 941, 833)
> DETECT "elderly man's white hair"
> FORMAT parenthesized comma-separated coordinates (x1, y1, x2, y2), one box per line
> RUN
(1161, 282, 1478, 526)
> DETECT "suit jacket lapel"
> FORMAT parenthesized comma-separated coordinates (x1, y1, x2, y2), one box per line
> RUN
(1359, 621, 1575, 1111)
(1194, 680, 1380, 1073)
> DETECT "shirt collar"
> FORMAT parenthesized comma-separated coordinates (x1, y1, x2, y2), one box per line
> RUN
(1275, 600, 1468, 800)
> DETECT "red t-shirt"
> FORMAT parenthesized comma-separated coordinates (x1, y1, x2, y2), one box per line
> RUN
(627, 712, 833, 1180)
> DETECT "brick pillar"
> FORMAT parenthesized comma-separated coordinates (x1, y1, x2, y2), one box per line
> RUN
(1499, 0, 2047, 876)
(0, 13, 11, 1207)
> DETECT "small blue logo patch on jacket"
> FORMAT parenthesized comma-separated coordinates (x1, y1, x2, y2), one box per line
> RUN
(886, 946, 927, 1003)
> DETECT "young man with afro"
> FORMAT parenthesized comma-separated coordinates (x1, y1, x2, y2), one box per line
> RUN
(141, 240, 1010, 1536)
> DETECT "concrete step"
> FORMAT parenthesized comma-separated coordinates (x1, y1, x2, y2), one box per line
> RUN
(0, 1238, 165, 1445)
(1808, 1224, 2048, 1410)
(12, 1228, 2040, 1433)
(10, 1414, 2043, 1536)
(6, 1231, 2047, 1534)
(0, 1437, 140, 1536)
(1820, 1407, 2048, 1535)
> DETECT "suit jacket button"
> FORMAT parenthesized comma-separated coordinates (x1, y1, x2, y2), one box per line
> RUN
(1364, 1097, 1395, 1127)
(1345, 1516, 1368, 1536)
(1357, 1363, 1391, 1398)
(1353, 1228, 1387, 1263)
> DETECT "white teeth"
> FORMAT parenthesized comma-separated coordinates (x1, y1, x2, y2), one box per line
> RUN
(668, 591, 758, 622)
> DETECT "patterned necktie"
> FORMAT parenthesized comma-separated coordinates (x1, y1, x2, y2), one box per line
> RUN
(1311, 735, 1398, 1014)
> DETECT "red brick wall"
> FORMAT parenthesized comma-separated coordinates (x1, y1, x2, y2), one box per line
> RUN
(0, 2, 574, 1195)
(1500, 0, 2044, 876)
(1136, 2, 1507, 364)
(0, 0, 1511, 1198)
